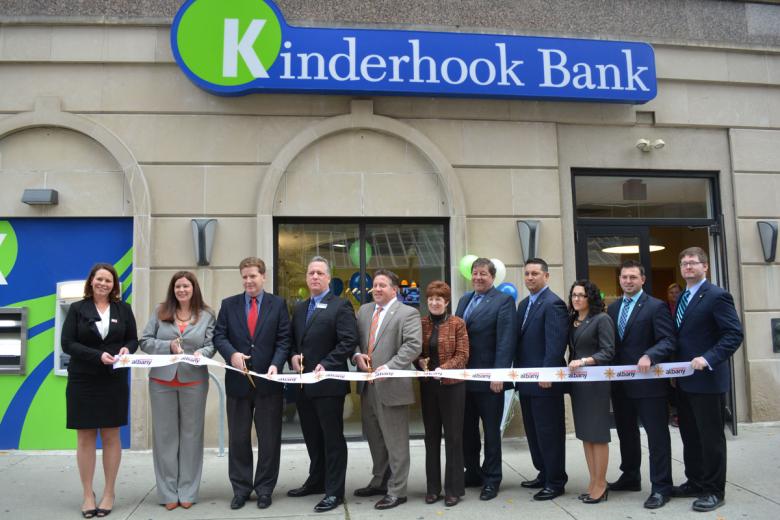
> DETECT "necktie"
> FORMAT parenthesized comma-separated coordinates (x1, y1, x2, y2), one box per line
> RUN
(618, 297, 631, 339)
(247, 296, 258, 336)
(522, 299, 533, 328)
(676, 290, 690, 327)
(367, 306, 383, 355)
(305, 298, 316, 323)
(463, 294, 483, 321)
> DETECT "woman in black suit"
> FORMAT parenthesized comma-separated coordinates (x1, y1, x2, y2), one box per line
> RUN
(61, 263, 138, 518)
(567, 280, 614, 504)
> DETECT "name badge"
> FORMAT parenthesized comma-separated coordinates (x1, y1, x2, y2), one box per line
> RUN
(316, 303, 328, 309)
(110, 319, 118, 323)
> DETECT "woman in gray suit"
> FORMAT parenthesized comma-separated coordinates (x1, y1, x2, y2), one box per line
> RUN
(567, 280, 615, 504)
(140, 271, 216, 511)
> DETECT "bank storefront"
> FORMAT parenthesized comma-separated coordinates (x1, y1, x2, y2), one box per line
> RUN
(0, 0, 778, 449)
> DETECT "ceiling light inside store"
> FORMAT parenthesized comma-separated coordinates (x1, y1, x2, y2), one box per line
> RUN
(602, 244, 665, 254)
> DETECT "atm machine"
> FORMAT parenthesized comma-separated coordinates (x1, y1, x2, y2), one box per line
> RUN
(53, 280, 86, 376)
(0, 307, 27, 375)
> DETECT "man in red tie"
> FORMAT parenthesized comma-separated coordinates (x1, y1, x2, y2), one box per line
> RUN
(214, 257, 291, 510)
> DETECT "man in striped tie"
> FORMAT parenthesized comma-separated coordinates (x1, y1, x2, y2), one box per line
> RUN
(671, 247, 743, 513)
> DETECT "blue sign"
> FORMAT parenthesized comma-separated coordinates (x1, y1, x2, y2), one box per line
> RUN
(172, 0, 657, 103)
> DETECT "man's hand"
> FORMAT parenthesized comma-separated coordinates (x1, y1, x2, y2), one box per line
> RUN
(691, 356, 709, 371)
(637, 354, 652, 373)
(314, 364, 325, 374)
(267, 365, 278, 377)
(291, 354, 302, 372)
(100, 352, 117, 365)
(230, 352, 250, 370)
(538, 381, 552, 389)
(374, 364, 389, 382)
(490, 381, 504, 393)
(355, 353, 372, 372)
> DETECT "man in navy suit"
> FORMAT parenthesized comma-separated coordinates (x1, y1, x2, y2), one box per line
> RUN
(671, 247, 743, 513)
(214, 257, 291, 510)
(515, 258, 568, 500)
(607, 260, 676, 509)
(455, 257, 517, 501)
(288, 256, 357, 513)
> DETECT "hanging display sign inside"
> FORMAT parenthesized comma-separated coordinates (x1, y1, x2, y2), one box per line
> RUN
(172, 0, 657, 103)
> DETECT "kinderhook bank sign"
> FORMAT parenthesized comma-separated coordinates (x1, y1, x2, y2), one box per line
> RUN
(172, 0, 657, 103)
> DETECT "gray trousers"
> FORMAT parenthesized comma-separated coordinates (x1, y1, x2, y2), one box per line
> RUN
(149, 379, 209, 504)
(361, 384, 410, 497)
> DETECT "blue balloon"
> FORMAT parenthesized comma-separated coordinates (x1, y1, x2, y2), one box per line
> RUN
(330, 277, 344, 297)
(348, 272, 373, 301)
(497, 282, 519, 302)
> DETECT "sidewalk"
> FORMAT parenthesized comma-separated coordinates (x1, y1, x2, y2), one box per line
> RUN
(2, 422, 779, 519)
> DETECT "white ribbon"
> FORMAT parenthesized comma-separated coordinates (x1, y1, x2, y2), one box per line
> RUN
(114, 354, 693, 383)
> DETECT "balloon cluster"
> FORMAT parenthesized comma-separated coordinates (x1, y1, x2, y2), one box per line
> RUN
(458, 254, 519, 302)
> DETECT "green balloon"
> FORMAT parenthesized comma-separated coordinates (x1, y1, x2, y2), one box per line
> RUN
(459, 254, 478, 279)
(349, 241, 373, 266)
(297, 287, 308, 299)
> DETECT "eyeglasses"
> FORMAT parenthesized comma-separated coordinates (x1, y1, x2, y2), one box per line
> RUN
(571, 294, 588, 299)
(680, 261, 703, 268)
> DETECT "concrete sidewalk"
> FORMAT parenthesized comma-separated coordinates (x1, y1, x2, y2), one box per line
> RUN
(2, 422, 779, 519)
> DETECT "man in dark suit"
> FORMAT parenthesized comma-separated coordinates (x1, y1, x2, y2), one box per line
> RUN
(455, 257, 517, 501)
(607, 260, 676, 509)
(671, 247, 743, 513)
(287, 256, 358, 513)
(213, 257, 291, 510)
(515, 258, 568, 501)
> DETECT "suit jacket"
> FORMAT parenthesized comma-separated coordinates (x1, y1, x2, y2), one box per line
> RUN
(569, 312, 615, 365)
(139, 306, 217, 383)
(355, 300, 422, 406)
(607, 292, 676, 399)
(418, 314, 469, 385)
(290, 292, 358, 398)
(61, 298, 138, 377)
(213, 291, 291, 398)
(675, 280, 743, 394)
(515, 288, 568, 397)
(455, 287, 517, 392)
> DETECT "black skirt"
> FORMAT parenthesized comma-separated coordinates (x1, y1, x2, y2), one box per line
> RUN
(66, 369, 130, 429)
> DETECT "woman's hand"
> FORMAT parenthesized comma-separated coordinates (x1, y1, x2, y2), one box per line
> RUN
(100, 352, 116, 365)
(568, 358, 587, 369)
(170, 338, 183, 355)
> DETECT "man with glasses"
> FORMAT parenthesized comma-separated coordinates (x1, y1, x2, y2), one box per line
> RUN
(671, 247, 743, 513)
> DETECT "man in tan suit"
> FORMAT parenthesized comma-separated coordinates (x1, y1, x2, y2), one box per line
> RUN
(353, 269, 422, 509)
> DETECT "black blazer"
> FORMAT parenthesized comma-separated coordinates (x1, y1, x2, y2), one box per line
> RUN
(290, 292, 358, 398)
(569, 312, 615, 365)
(675, 280, 743, 394)
(515, 288, 568, 397)
(607, 292, 676, 399)
(61, 298, 138, 377)
(213, 291, 291, 398)
(455, 286, 517, 392)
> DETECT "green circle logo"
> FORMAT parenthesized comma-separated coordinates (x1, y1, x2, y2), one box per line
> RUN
(176, 0, 282, 87)
(0, 221, 19, 284)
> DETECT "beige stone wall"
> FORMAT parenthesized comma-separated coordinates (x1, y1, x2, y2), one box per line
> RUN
(1, 23, 780, 446)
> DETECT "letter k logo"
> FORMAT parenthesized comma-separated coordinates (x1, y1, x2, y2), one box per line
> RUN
(223, 18, 269, 78)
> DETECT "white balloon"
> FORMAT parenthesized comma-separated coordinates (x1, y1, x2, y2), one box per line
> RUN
(491, 258, 507, 286)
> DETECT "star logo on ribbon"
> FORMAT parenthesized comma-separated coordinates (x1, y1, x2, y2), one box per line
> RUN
(556, 368, 566, 380)
(170, 355, 180, 363)
(604, 368, 615, 380)
(119, 355, 131, 367)
(508, 369, 519, 381)
(653, 365, 664, 377)
(462, 370, 470, 380)
(314, 372, 324, 381)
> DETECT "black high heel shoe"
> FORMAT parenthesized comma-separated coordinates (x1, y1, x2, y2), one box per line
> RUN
(82, 492, 97, 518)
(583, 489, 608, 504)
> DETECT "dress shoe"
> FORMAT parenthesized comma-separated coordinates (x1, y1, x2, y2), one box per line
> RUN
(692, 494, 724, 512)
(608, 477, 641, 492)
(533, 487, 564, 501)
(671, 481, 703, 498)
(577, 493, 589, 501)
(230, 495, 248, 510)
(164, 503, 178, 511)
(288, 484, 325, 497)
(479, 485, 498, 501)
(425, 493, 442, 504)
(644, 492, 670, 509)
(256, 495, 272, 509)
(444, 495, 460, 507)
(354, 485, 388, 497)
(374, 495, 407, 510)
(179, 502, 193, 509)
(520, 477, 544, 489)
(582, 489, 609, 504)
(314, 495, 343, 512)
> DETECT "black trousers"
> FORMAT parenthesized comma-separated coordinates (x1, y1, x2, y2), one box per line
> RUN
(226, 392, 283, 497)
(519, 394, 567, 491)
(420, 380, 466, 497)
(612, 392, 673, 494)
(677, 391, 727, 498)
(463, 390, 504, 487)
(296, 392, 348, 498)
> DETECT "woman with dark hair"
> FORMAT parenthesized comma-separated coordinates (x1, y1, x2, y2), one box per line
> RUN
(140, 271, 216, 511)
(567, 280, 615, 504)
(61, 263, 138, 518)
(416, 280, 469, 507)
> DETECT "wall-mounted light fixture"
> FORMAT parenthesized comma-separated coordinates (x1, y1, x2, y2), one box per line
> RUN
(516, 220, 540, 263)
(757, 221, 778, 263)
(21, 188, 59, 205)
(191, 218, 217, 266)
(635, 138, 665, 152)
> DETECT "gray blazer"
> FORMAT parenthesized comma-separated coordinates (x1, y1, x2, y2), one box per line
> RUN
(140, 306, 216, 383)
(355, 300, 422, 406)
(570, 312, 615, 365)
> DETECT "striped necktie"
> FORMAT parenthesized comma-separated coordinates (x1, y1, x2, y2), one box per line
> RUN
(305, 298, 316, 323)
(367, 306, 383, 355)
(463, 294, 483, 321)
(676, 290, 690, 327)
(617, 297, 631, 339)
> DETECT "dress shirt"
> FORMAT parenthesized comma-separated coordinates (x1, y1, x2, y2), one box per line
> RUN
(244, 290, 265, 318)
(618, 289, 643, 323)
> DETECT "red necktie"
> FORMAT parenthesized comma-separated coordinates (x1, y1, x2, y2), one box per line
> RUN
(367, 305, 382, 355)
(248, 296, 258, 337)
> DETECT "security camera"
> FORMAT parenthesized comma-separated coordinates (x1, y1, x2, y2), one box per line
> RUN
(635, 138, 651, 152)
(651, 139, 665, 150)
